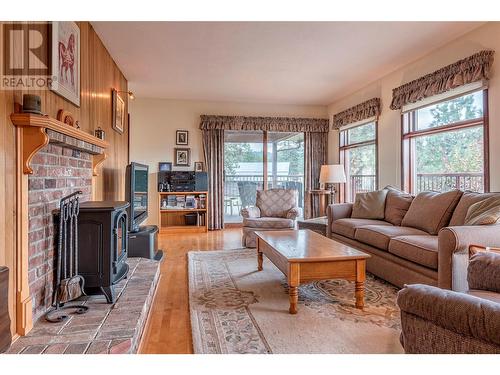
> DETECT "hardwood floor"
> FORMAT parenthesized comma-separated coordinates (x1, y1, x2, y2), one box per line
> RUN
(139, 227, 243, 354)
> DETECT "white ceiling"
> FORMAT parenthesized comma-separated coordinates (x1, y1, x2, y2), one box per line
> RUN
(92, 22, 484, 105)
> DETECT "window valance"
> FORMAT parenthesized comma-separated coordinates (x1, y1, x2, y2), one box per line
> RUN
(199, 115, 329, 133)
(390, 50, 494, 110)
(332, 98, 381, 130)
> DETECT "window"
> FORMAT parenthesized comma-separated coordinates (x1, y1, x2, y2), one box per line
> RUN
(223, 131, 304, 223)
(339, 121, 378, 202)
(402, 90, 488, 194)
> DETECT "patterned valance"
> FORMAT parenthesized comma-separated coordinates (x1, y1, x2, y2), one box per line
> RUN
(390, 50, 494, 110)
(332, 98, 381, 129)
(199, 115, 329, 133)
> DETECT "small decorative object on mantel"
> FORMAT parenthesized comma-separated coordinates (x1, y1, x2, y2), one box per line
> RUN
(94, 126, 105, 140)
(56, 109, 76, 126)
(194, 161, 205, 172)
(175, 147, 191, 166)
(112, 89, 125, 134)
(22, 94, 43, 115)
(176, 130, 189, 145)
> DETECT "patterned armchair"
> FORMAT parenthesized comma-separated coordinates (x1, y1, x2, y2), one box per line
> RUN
(397, 248, 500, 353)
(241, 189, 300, 248)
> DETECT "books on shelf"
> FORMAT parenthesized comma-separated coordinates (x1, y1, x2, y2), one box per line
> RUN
(185, 195, 196, 209)
(160, 193, 208, 210)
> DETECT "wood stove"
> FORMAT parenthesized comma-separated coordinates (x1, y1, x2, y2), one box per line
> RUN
(77, 201, 130, 303)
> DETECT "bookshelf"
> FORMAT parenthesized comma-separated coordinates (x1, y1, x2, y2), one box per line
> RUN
(158, 191, 208, 233)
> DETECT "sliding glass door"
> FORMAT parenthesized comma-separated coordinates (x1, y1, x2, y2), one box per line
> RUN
(223, 130, 304, 223)
(267, 132, 304, 210)
(224, 131, 264, 223)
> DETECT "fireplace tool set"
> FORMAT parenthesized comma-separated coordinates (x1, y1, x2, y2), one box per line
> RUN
(45, 191, 89, 323)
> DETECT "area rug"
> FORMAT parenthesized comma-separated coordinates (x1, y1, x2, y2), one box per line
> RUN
(188, 248, 404, 354)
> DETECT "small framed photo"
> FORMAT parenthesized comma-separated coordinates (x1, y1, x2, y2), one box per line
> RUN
(194, 161, 205, 172)
(174, 148, 190, 166)
(112, 89, 125, 134)
(176, 130, 189, 145)
(158, 162, 172, 172)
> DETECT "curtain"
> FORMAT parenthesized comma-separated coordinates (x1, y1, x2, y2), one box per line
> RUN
(200, 115, 329, 133)
(304, 131, 328, 219)
(202, 129, 225, 230)
(390, 50, 494, 110)
(332, 98, 381, 130)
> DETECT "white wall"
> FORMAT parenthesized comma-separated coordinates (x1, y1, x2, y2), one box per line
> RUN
(129, 98, 327, 225)
(328, 22, 500, 192)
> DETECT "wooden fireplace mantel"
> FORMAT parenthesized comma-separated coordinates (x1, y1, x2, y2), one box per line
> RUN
(10, 113, 109, 176)
(10, 113, 110, 337)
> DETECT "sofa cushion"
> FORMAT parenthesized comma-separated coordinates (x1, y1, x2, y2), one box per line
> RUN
(351, 189, 388, 219)
(354, 225, 428, 251)
(388, 235, 439, 269)
(464, 196, 500, 225)
(401, 190, 463, 234)
(384, 186, 414, 226)
(449, 192, 498, 226)
(331, 218, 391, 239)
(256, 189, 297, 218)
(243, 217, 295, 229)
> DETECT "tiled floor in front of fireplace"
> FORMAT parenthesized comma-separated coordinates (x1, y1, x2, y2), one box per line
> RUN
(7, 258, 161, 354)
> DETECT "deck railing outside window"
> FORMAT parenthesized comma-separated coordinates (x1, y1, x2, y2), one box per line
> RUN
(415, 172, 483, 193)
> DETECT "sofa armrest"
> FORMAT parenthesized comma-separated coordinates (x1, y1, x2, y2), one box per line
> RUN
(438, 225, 500, 291)
(397, 284, 500, 349)
(286, 207, 301, 220)
(241, 206, 261, 219)
(326, 203, 353, 237)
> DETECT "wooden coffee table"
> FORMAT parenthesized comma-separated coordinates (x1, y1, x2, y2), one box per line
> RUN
(255, 229, 370, 314)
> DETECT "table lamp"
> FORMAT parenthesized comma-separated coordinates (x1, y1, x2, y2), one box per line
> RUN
(319, 164, 346, 201)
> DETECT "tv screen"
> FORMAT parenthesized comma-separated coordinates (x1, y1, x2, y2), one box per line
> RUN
(126, 162, 149, 232)
(133, 165, 148, 220)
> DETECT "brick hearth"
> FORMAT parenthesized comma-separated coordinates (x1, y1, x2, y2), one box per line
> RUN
(28, 144, 93, 321)
(6, 258, 160, 354)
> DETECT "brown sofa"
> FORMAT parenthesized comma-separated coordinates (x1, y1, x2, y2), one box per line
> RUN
(397, 250, 500, 353)
(326, 190, 500, 290)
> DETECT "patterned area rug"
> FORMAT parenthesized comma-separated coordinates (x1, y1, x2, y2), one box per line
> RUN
(188, 249, 404, 354)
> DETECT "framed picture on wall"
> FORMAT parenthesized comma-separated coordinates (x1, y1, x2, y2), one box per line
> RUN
(174, 148, 190, 166)
(112, 89, 125, 134)
(194, 162, 205, 172)
(50, 21, 81, 106)
(159, 162, 172, 172)
(176, 130, 189, 145)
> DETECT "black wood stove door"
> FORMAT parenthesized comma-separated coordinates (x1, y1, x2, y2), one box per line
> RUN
(113, 210, 128, 274)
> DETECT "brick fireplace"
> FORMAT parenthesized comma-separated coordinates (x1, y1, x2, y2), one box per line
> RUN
(10, 112, 109, 335)
(28, 144, 93, 321)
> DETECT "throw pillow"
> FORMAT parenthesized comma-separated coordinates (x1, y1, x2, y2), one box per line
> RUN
(351, 189, 388, 220)
(401, 190, 463, 234)
(464, 196, 500, 225)
(384, 185, 414, 226)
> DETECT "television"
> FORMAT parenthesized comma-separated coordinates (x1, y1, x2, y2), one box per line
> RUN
(126, 162, 149, 233)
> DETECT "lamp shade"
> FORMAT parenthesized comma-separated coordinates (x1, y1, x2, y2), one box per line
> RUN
(319, 164, 346, 184)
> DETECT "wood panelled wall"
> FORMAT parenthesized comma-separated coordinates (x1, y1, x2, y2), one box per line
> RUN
(0, 22, 129, 336)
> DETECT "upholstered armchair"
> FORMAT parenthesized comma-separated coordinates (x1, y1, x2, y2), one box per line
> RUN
(397, 248, 500, 354)
(241, 189, 300, 248)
